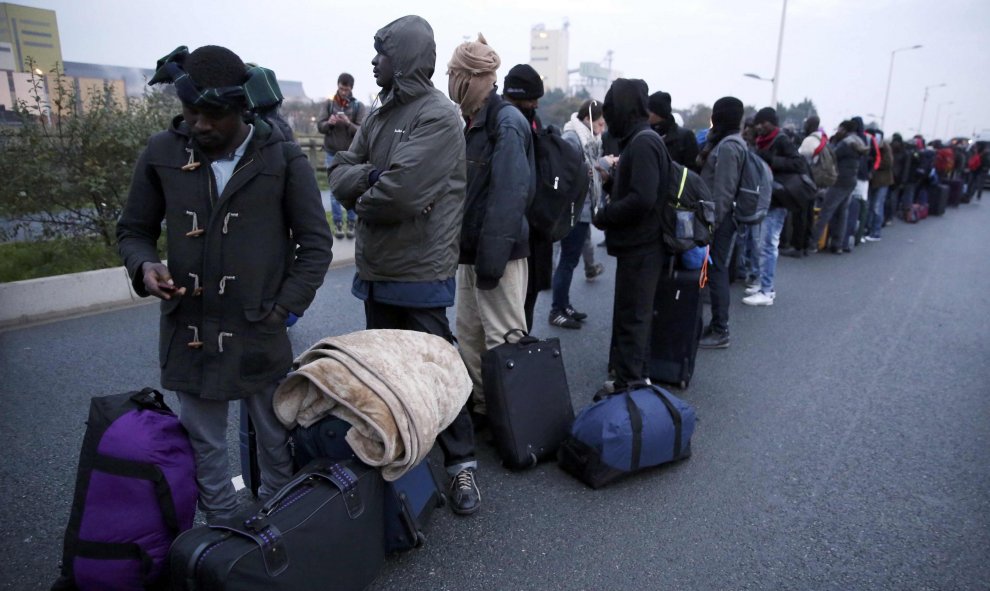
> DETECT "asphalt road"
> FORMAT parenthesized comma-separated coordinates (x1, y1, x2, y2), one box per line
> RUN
(1, 202, 988, 590)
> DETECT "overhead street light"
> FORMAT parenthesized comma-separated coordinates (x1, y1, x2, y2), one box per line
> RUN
(880, 44, 922, 132)
(743, 0, 788, 108)
(918, 82, 946, 139)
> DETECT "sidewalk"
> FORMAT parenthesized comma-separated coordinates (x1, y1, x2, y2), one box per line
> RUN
(0, 234, 356, 331)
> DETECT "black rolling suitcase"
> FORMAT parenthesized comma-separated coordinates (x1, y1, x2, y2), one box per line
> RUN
(947, 179, 964, 206)
(649, 261, 704, 389)
(929, 184, 949, 215)
(169, 458, 385, 591)
(482, 329, 574, 469)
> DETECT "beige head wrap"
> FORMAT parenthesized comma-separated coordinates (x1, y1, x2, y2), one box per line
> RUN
(447, 33, 501, 118)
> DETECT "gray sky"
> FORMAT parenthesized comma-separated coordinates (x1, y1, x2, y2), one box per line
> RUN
(17, 0, 990, 139)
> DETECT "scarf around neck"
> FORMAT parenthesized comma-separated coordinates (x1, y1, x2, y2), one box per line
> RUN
(755, 127, 780, 151)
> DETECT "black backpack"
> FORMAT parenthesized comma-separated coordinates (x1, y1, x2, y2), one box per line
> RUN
(719, 135, 773, 225)
(488, 104, 589, 241)
(661, 161, 715, 253)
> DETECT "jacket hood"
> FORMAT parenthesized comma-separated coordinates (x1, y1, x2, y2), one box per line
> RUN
(603, 78, 649, 142)
(375, 15, 437, 105)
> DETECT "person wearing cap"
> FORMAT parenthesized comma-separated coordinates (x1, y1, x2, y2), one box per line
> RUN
(329, 16, 480, 515)
(745, 106, 805, 307)
(447, 45, 534, 453)
(697, 97, 747, 348)
(116, 45, 334, 523)
(500, 63, 554, 332)
(648, 91, 699, 171)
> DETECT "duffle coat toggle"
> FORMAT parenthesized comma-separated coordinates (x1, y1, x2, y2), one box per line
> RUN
(184, 210, 204, 237)
(188, 273, 202, 296)
(181, 147, 201, 171)
(222, 212, 239, 234)
(187, 325, 203, 349)
(218, 332, 234, 353)
(218, 275, 236, 295)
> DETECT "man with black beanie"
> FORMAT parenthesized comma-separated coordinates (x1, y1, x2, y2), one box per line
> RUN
(648, 91, 699, 171)
(592, 78, 669, 387)
(745, 106, 806, 307)
(697, 96, 746, 348)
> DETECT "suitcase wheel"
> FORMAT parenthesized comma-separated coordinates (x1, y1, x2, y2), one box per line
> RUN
(435, 491, 448, 508)
(527, 452, 539, 468)
(415, 531, 427, 548)
(679, 380, 688, 390)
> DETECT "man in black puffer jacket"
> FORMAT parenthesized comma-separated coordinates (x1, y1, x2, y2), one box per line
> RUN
(593, 78, 670, 388)
(648, 91, 699, 171)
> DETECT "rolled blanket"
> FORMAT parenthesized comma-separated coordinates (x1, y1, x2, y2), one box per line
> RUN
(273, 330, 471, 481)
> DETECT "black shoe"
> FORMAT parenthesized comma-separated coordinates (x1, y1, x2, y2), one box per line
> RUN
(585, 262, 605, 281)
(780, 247, 802, 258)
(332, 223, 345, 240)
(449, 468, 481, 515)
(564, 305, 588, 321)
(698, 326, 730, 349)
(549, 310, 581, 329)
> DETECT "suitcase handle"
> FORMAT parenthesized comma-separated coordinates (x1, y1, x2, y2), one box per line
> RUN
(129, 387, 172, 413)
(501, 328, 539, 346)
(262, 459, 364, 519)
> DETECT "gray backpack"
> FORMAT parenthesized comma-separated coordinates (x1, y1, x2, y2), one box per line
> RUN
(720, 135, 773, 225)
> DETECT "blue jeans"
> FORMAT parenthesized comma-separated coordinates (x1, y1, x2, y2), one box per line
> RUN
(551, 222, 589, 311)
(758, 207, 787, 294)
(325, 153, 356, 226)
(867, 185, 889, 238)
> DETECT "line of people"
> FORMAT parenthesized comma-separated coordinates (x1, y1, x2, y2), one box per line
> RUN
(115, 13, 989, 529)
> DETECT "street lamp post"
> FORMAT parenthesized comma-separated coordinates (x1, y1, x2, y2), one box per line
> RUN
(744, 72, 774, 106)
(770, 0, 788, 108)
(933, 101, 953, 140)
(918, 83, 946, 140)
(880, 44, 922, 132)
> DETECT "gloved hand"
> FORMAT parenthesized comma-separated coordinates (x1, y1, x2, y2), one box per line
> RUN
(592, 206, 609, 230)
(368, 169, 382, 186)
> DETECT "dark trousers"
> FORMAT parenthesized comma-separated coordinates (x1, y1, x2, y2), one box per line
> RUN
(708, 218, 737, 333)
(551, 222, 590, 312)
(364, 299, 475, 470)
(788, 201, 814, 251)
(610, 246, 665, 387)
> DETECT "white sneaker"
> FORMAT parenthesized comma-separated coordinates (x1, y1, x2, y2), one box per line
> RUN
(864, 235, 881, 242)
(744, 284, 761, 296)
(742, 291, 775, 306)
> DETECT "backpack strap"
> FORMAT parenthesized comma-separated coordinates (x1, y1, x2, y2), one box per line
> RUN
(91, 455, 182, 534)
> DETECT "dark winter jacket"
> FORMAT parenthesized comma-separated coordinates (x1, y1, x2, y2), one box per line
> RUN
(597, 78, 670, 257)
(460, 89, 535, 289)
(329, 15, 467, 285)
(891, 141, 911, 187)
(870, 141, 894, 189)
(654, 120, 700, 172)
(317, 96, 367, 154)
(117, 118, 334, 400)
(831, 133, 867, 189)
(755, 128, 807, 207)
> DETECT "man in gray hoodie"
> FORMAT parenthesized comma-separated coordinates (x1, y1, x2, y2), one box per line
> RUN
(329, 15, 479, 515)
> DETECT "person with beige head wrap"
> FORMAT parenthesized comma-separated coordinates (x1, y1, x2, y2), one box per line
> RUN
(446, 36, 536, 444)
(447, 34, 500, 119)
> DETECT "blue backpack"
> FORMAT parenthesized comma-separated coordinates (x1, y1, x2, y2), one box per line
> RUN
(557, 383, 696, 488)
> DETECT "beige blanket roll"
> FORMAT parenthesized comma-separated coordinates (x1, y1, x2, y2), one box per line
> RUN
(273, 329, 471, 481)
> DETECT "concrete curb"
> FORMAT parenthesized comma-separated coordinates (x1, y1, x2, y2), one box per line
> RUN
(0, 250, 356, 331)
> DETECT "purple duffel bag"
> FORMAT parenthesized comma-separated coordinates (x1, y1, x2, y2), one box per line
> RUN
(51, 388, 197, 591)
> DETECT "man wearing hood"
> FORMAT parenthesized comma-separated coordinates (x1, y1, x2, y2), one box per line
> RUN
(117, 45, 334, 523)
(447, 40, 534, 456)
(328, 16, 480, 516)
(697, 97, 747, 348)
(809, 120, 868, 252)
(592, 78, 669, 388)
(648, 91, 699, 171)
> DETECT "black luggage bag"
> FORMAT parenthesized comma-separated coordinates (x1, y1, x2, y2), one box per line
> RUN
(292, 414, 447, 553)
(481, 329, 574, 469)
(930, 184, 949, 216)
(648, 261, 704, 389)
(169, 458, 385, 591)
(947, 179, 964, 206)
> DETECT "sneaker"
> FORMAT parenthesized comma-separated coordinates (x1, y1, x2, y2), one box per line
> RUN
(698, 326, 730, 349)
(742, 291, 775, 306)
(585, 262, 605, 281)
(345, 222, 355, 239)
(332, 222, 345, 240)
(449, 468, 481, 515)
(863, 235, 881, 242)
(564, 305, 588, 321)
(549, 310, 581, 329)
(744, 284, 761, 296)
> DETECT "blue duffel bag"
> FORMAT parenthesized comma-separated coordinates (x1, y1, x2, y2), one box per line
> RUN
(558, 383, 696, 488)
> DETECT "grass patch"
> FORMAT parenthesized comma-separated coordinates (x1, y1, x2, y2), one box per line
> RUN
(317, 173, 329, 191)
(0, 235, 167, 283)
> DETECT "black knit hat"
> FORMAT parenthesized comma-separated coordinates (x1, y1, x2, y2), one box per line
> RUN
(754, 107, 778, 126)
(504, 64, 544, 100)
(711, 96, 744, 132)
(647, 91, 672, 120)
